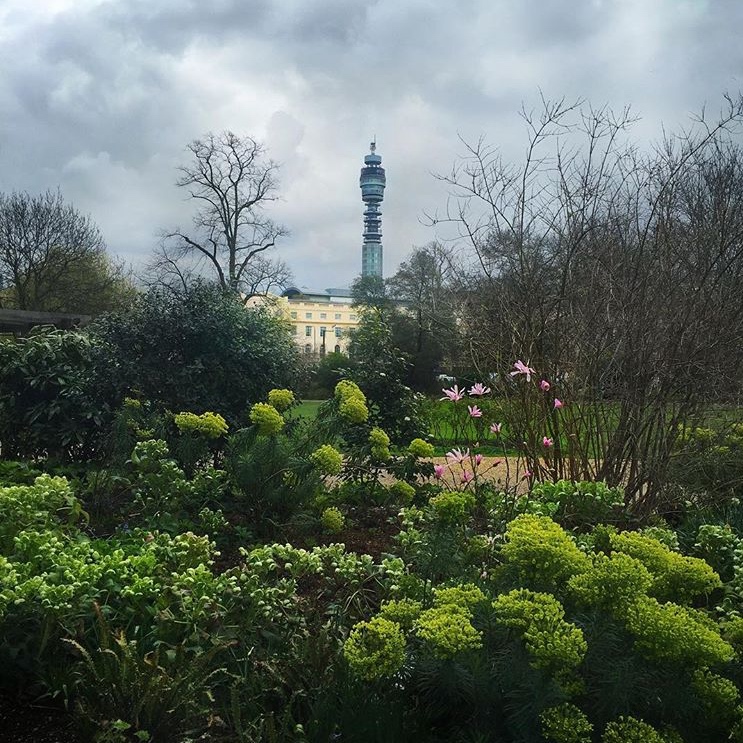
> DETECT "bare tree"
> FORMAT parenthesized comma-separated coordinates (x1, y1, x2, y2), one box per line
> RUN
(146, 244, 293, 299)
(159, 131, 289, 299)
(431, 94, 743, 507)
(0, 189, 130, 313)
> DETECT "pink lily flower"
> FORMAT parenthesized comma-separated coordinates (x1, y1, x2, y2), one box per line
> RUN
(539, 380, 551, 391)
(433, 464, 446, 479)
(468, 382, 491, 396)
(509, 360, 536, 382)
(553, 398, 563, 409)
(474, 453, 483, 466)
(446, 448, 469, 464)
(468, 405, 483, 418)
(440, 385, 465, 402)
(461, 471, 474, 484)
(543, 436, 554, 448)
(489, 422, 502, 434)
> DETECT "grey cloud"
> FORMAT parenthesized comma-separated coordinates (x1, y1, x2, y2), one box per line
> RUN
(2, 0, 743, 287)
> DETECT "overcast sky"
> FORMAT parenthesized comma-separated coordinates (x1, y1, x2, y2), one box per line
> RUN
(1, 0, 741, 289)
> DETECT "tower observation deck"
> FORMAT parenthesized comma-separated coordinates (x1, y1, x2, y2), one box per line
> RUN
(359, 140, 386, 277)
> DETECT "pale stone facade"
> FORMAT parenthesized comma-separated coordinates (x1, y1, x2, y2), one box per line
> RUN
(246, 288, 359, 357)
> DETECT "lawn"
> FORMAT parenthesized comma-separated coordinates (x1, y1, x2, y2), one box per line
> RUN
(291, 399, 326, 419)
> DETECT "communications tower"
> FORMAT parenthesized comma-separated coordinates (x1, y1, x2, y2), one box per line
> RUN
(359, 140, 386, 277)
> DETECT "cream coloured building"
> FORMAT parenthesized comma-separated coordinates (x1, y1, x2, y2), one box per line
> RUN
(247, 287, 360, 357)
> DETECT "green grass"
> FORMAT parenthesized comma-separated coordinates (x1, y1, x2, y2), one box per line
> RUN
(291, 399, 326, 420)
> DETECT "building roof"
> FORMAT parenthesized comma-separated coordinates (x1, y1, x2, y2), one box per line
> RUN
(281, 286, 353, 303)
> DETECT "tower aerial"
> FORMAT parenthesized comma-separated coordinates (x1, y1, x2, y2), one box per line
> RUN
(359, 140, 386, 277)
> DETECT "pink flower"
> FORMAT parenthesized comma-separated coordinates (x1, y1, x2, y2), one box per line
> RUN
(539, 379, 551, 391)
(509, 360, 536, 382)
(553, 398, 563, 409)
(489, 422, 502, 434)
(474, 453, 483, 466)
(441, 385, 465, 402)
(446, 448, 469, 464)
(468, 405, 483, 418)
(522, 470, 533, 480)
(468, 382, 491, 396)
(461, 471, 474, 484)
(543, 436, 554, 448)
(433, 464, 446, 479)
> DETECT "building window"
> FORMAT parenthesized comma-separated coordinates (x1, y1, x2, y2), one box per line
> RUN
(320, 312, 327, 319)
(304, 344, 312, 354)
(334, 344, 341, 354)
(305, 312, 312, 319)
(335, 328, 342, 337)
(335, 313, 341, 320)
(350, 314, 357, 321)
(320, 326, 327, 335)
(305, 326, 312, 336)
(291, 326, 297, 335)
(290, 311, 297, 319)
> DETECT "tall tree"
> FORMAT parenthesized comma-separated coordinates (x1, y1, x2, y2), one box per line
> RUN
(0, 190, 130, 314)
(158, 131, 289, 300)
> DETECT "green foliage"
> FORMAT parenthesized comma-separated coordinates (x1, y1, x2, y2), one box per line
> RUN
(378, 599, 422, 630)
(670, 422, 743, 501)
(0, 474, 84, 551)
(414, 604, 483, 659)
(610, 530, 722, 603)
(310, 444, 344, 475)
(343, 617, 406, 680)
(173, 411, 228, 439)
(492, 589, 587, 675)
(249, 402, 285, 435)
(694, 523, 738, 580)
(387, 480, 416, 503)
(88, 283, 298, 425)
(692, 668, 740, 722)
(568, 552, 653, 611)
(408, 437, 435, 458)
(500, 514, 590, 590)
(432, 583, 487, 610)
(540, 702, 593, 743)
(623, 596, 734, 666)
(429, 490, 476, 525)
(267, 388, 295, 412)
(526, 480, 625, 526)
(65, 607, 226, 743)
(0, 329, 115, 460)
(345, 307, 426, 442)
(320, 507, 345, 534)
(602, 716, 667, 743)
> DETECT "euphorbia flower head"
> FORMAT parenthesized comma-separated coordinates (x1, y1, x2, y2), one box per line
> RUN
(446, 447, 469, 464)
(468, 382, 491, 396)
(468, 405, 483, 418)
(433, 464, 446, 479)
(441, 385, 465, 402)
(490, 422, 502, 434)
(510, 360, 536, 382)
(553, 398, 563, 409)
(543, 436, 554, 448)
(539, 380, 551, 391)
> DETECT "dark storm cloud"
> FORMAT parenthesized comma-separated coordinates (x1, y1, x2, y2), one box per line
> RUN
(1, 0, 743, 286)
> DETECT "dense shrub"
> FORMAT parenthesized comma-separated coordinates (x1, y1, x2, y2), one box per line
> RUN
(0, 329, 115, 460)
(88, 283, 298, 425)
